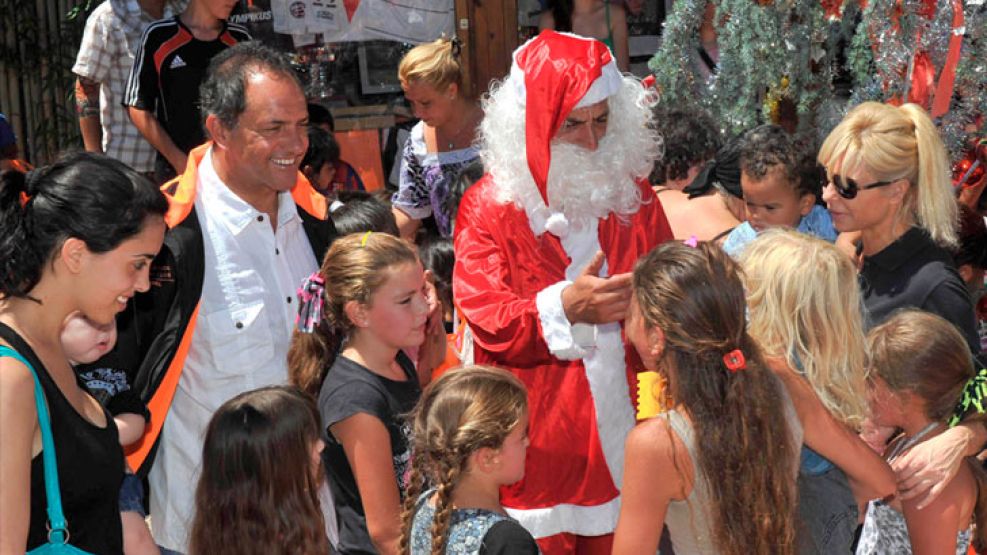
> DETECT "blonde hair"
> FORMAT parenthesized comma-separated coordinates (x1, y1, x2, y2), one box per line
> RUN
(287, 232, 419, 397)
(818, 102, 957, 248)
(741, 229, 869, 426)
(399, 365, 528, 555)
(398, 38, 463, 92)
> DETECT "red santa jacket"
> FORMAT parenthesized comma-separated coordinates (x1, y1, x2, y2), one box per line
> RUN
(452, 175, 673, 537)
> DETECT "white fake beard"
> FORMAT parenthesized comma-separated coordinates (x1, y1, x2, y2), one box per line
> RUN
(543, 138, 645, 225)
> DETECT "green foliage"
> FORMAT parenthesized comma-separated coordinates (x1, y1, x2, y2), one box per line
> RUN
(651, 0, 987, 162)
(0, 0, 93, 163)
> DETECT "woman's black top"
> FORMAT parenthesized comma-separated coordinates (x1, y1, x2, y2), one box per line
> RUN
(859, 227, 980, 353)
(0, 322, 124, 554)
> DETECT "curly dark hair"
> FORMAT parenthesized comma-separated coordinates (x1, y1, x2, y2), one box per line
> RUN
(739, 124, 808, 195)
(650, 105, 721, 185)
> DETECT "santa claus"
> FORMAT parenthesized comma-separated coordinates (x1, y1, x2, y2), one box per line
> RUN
(453, 31, 673, 554)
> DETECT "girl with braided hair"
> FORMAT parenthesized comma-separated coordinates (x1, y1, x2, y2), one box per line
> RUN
(399, 365, 538, 554)
(287, 232, 442, 555)
(612, 241, 802, 555)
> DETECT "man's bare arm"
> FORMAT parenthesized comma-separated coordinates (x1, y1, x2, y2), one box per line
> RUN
(128, 107, 187, 173)
(75, 77, 102, 152)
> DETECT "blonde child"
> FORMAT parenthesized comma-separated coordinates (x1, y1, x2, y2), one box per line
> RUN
(61, 311, 159, 555)
(740, 229, 896, 553)
(859, 310, 985, 554)
(288, 232, 435, 555)
(613, 241, 802, 555)
(722, 125, 836, 257)
(189, 385, 328, 555)
(399, 365, 539, 554)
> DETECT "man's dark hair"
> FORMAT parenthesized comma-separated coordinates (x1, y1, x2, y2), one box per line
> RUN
(302, 126, 340, 173)
(739, 124, 802, 193)
(650, 105, 721, 185)
(200, 42, 302, 130)
(307, 103, 334, 132)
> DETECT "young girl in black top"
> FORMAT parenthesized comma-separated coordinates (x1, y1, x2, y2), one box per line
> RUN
(289, 231, 444, 555)
(0, 154, 168, 554)
(401, 365, 539, 555)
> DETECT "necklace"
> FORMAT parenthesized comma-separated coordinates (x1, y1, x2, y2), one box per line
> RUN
(438, 107, 478, 150)
(886, 422, 941, 464)
(440, 121, 469, 150)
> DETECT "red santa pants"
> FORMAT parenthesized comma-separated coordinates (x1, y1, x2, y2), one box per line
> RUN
(535, 532, 613, 555)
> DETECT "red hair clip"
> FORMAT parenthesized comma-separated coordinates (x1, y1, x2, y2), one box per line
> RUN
(19, 191, 31, 208)
(723, 349, 746, 372)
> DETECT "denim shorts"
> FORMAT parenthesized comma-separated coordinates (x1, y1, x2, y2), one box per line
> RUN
(119, 472, 146, 516)
(797, 465, 859, 554)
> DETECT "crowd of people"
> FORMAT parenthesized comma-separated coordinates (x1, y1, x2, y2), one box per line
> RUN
(0, 8, 986, 555)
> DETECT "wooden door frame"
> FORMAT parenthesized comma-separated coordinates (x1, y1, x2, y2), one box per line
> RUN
(454, 0, 518, 99)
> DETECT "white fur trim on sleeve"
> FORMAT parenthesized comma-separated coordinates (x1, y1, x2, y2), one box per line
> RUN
(535, 280, 597, 360)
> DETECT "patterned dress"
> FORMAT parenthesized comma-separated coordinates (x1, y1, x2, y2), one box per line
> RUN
(409, 490, 539, 554)
(855, 424, 973, 554)
(392, 121, 480, 237)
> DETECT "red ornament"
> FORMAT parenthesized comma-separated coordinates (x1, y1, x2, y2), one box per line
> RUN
(953, 140, 987, 188)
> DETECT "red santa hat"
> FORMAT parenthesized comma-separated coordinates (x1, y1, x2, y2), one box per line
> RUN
(504, 30, 623, 206)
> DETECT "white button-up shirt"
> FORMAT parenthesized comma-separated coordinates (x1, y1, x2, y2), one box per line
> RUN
(149, 148, 319, 551)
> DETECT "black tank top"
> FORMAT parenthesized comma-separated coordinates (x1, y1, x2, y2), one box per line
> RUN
(0, 322, 124, 554)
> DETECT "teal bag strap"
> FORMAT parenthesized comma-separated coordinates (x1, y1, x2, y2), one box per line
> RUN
(0, 346, 71, 544)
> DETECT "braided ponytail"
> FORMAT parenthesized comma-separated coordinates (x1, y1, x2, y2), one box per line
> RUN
(401, 366, 529, 555)
(398, 449, 428, 554)
(429, 457, 466, 555)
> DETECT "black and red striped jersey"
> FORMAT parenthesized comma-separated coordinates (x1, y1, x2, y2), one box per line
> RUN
(125, 17, 250, 154)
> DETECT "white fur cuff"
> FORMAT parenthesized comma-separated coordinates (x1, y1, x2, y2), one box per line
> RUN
(536, 281, 597, 360)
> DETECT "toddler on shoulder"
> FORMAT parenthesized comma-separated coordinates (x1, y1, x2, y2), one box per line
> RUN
(61, 311, 158, 555)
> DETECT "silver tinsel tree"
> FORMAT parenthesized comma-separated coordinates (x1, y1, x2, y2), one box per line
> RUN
(650, 0, 987, 162)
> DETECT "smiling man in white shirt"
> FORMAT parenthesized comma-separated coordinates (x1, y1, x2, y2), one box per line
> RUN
(108, 42, 337, 554)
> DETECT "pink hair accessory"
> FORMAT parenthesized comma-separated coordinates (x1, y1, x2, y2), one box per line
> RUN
(684, 235, 699, 248)
(295, 272, 325, 333)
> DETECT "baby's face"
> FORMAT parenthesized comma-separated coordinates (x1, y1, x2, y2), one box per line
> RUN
(61, 312, 118, 364)
(742, 169, 813, 232)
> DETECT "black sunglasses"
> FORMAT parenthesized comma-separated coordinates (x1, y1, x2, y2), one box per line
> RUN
(831, 174, 896, 199)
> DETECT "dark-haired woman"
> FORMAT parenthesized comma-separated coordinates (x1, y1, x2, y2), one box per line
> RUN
(0, 154, 168, 554)
(612, 241, 802, 555)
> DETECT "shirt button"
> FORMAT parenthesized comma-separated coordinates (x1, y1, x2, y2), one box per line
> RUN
(257, 215, 264, 222)
(286, 297, 292, 304)
(235, 321, 244, 329)
(275, 248, 280, 255)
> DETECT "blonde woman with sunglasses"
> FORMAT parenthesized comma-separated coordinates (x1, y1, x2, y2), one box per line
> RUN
(818, 100, 987, 520)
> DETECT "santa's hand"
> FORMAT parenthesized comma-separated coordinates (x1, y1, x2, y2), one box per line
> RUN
(892, 425, 970, 509)
(561, 251, 632, 325)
